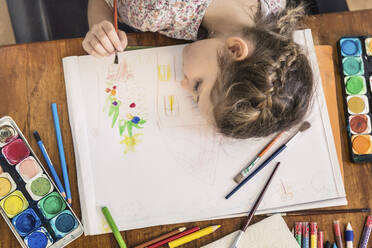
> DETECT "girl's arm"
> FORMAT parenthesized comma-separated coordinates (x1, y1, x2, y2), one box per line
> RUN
(87, 0, 113, 27)
(83, 0, 127, 57)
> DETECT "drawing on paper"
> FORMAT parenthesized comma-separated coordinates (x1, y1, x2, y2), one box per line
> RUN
(104, 59, 147, 154)
(163, 95, 179, 117)
(279, 180, 294, 202)
(157, 64, 171, 81)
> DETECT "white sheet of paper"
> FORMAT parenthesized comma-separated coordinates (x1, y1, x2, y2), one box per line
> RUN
(202, 215, 300, 248)
(63, 29, 346, 235)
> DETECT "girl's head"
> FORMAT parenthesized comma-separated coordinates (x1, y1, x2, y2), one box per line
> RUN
(182, 5, 314, 138)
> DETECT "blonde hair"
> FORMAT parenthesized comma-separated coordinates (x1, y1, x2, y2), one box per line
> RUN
(212, 5, 314, 139)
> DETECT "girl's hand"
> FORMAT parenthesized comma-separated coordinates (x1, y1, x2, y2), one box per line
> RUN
(82, 20, 128, 57)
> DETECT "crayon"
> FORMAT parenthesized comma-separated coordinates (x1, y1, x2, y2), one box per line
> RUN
(333, 220, 343, 248)
(359, 216, 372, 248)
(303, 222, 309, 248)
(344, 222, 353, 248)
(295, 222, 302, 246)
(101, 207, 127, 248)
(333, 243, 338, 248)
(310, 222, 318, 248)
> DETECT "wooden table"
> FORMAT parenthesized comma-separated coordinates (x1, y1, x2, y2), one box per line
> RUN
(0, 9, 372, 248)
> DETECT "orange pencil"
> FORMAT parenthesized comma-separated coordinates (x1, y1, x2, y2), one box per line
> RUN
(234, 131, 283, 183)
(134, 227, 186, 248)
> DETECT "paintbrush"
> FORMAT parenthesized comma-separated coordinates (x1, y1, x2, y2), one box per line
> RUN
(113, 0, 118, 64)
(225, 121, 311, 199)
(230, 162, 281, 248)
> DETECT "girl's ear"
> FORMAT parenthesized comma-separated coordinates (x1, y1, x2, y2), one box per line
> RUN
(225, 37, 249, 61)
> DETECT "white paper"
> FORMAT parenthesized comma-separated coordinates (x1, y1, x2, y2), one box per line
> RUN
(63, 29, 346, 235)
(202, 215, 300, 248)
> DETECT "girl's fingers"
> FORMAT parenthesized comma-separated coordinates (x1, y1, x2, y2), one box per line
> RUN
(89, 35, 110, 56)
(101, 21, 124, 52)
(83, 41, 102, 58)
(117, 31, 128, 50)
(91, 24, 115, 54)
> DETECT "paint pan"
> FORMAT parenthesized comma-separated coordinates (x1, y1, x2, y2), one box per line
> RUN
(2, 139, 30, 165)
(50, 210, 78, 239)
(347, 95, 369, 114)
(340, 38, 362, 56)
(0, 172, 17, 200)
(0, 116, 84, 247)
(0, 190, 29, 218)
(16, 156, 43, 182)
(344, 76, 366, 95)
(12, 208, 41, 237)
(25, 174, 54, 201)
(342, 57, 364, 76)
(0, 124, 18, 147)
(349, 115, 371, 134)
(37, 192, 66, 219)
(365, 38, 372, 56)
(352, 134, 372, 155)
(24, 226, 53, 248)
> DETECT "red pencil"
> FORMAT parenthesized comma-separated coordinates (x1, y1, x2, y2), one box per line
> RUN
(147, 227, 200, 248)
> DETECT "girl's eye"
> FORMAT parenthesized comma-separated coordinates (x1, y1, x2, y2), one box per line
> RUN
(193, 80, 202, 93)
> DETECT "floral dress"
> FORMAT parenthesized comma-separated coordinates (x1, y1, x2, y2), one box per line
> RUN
(105, 0, 286, 40)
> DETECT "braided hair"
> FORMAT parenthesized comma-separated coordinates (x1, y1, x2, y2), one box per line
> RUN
(212, 5, 314, 138)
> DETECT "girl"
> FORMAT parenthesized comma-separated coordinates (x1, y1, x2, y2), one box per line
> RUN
(83, 0, 313, 139)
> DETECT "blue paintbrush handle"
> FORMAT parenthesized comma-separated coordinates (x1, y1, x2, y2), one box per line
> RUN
(35, 138, 66, 197)
(225, 144, 287, 199)
(52, 103, 72, 203)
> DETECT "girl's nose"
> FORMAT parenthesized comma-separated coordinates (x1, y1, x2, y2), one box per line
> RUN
(181, 78, 191, 93)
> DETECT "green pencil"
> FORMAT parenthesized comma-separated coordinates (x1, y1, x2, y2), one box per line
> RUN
(102, 206, 127, 248)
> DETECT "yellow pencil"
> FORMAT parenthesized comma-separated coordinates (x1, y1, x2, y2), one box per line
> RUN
(168, 225, 221, 248)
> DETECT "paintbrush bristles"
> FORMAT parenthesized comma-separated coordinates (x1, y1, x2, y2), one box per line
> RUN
(299, 121, 311, 132)
(114, 52, 118, 64)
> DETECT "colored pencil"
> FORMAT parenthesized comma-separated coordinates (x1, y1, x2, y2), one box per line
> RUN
(333, 220, 343, 248)
(303, 222, 309, 248)
(33, 131, 66, 198)
(345, 222, 353, 248)
(310, 222, 318, 248)
(113, 0, 118, 64)
(234, 131, 283, 184)
(51, 103, 72, 205)
(133, 227, 187, 248)
(359, 216, 372, 248)
(265, 208, 370, 217)
(168, 225, 220, 248)
(230, 162, 281, 248)
(226, 122, 310, 199)
(295, 222, 303, 246)
(146, 227, 200, 248)
(101, 207, 127, 248)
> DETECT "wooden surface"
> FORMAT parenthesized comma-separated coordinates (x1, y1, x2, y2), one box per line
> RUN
(0, 9, 372, 248)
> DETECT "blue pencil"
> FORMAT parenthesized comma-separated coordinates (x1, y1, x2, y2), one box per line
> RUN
(33, 131, 66, 199)
(225, 122, 310, 199)
(51, 103, 72, 205)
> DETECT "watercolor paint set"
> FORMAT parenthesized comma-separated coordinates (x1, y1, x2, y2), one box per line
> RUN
(0, 116, 83, 247)
(337, 36, 372, 162)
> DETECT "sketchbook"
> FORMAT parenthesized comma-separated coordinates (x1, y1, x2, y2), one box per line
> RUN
(202, 215, 300, 248)
(62, 29, 346, 235)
